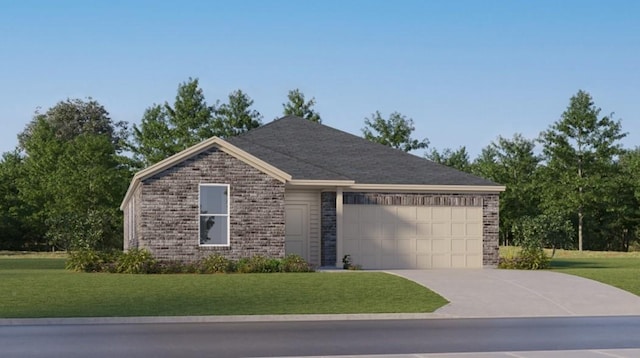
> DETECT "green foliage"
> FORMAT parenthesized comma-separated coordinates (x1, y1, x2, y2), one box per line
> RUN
(197, 254, 236, 273)
(0, 151, 41, 250)
(499, 248, 550, 270)
(472, 134, 541, 246)
(499, 216, 561, 270)
(362, 111, 428, 152)
(214, 89, 263, 137)
(115, 248, 157, 274)
(130, 80, 264, 166)
(16, 99, 130, 251)
(281, 254, 313, 272)
(64, 250, 314, 274)
(131, 78, 216, 166)
(282, 89, 321, 123)
(236, 255, 282, 273)
(426, 146, 471, 172)
(66, 248, 120, 273)
(538, 90, 627, 250)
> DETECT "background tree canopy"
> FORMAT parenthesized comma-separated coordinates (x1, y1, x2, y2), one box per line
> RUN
(1, 85, 639, 252)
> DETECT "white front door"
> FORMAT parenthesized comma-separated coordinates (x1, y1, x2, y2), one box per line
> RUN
(285, 204, 308, 260)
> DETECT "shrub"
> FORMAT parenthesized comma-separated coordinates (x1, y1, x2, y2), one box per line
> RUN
(236, 255, 281, 273)
(282, 254, 314, 272)
(115, 248, 157, 274)
(198, 254, 236, 273)
(66, 248, 120, 272)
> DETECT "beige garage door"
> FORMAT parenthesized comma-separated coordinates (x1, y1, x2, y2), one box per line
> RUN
(343, 205, 483, 269)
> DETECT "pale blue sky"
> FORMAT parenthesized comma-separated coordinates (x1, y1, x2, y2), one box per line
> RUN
(1, 0, 638, 157)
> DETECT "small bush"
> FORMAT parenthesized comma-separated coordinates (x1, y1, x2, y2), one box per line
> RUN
(499, 247, 550, 270)
(236, 255, 281, 273)
(115, 248, 157, 274)
(282, 254, 314, 272)
(198, 254, 236, 273)
(66, 248, 119, 272)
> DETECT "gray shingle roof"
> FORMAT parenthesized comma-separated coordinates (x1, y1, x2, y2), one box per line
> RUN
(226, 116, 499, 186)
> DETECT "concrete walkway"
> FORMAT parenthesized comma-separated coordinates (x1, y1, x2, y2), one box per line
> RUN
(388, 269, 640, 318)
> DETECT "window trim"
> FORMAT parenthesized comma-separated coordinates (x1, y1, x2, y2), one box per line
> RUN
(198, 183, 230, 247)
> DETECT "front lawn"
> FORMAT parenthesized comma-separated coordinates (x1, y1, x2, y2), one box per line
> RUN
(0, 256, 447, 318)
(549, 250, 640, 296)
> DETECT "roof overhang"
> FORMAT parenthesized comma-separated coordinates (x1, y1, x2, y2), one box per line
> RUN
(339, 184, 506, 193)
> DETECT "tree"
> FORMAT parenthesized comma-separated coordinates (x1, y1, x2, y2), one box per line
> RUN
(18, 99, 130, 250)
(426, 146, 471, 172)
(214, 89, 263, 138)
(0, 150, 40, 250)
(538, 90, 626, 250)
(472, 134, 542, 245)
(362, 111, 428, 152)
(131, 78, 216, 166)
(282, 89, 321, 123)
(18, 98, 127, 152)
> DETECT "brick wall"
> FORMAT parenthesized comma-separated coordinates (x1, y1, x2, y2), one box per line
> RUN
(136, 148, 285, 262)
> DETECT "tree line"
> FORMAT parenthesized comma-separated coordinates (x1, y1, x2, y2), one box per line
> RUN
(0, 79, 638, 252)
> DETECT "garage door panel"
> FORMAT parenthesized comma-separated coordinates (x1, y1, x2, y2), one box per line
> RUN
(432, 254, 450, 268)
(432, 207, 451, 221)
(396, 222, 416, 238)
(416, 255, 432, 269)
(451, 222, 466, 237)
(451, 239, 466, 253)
(467, 239, 482, 252)
(381, 223, 395, 238)
(432, 239, 448, 253)
(416, 239, 431, 253)
(416, 207, 431, 222)
(417, 223, 431, 236)
(394, 254, 415, 269)
(397, 206, 417, 221)
(451, 254, 466, 268)
(451, 207, 466, 221)
(466, 255, 483, 267)
(432, 222, 451, 236)
(467, 208, 483, 221)
(360, 206, 379, 222)
(467, 223, 482, 236)
(380, 206, 397, 223)
(342, 204, 483, 269)
(344, 239, 359, 255)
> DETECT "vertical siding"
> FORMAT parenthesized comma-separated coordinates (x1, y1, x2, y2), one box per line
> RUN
(285, 190, 321, 266)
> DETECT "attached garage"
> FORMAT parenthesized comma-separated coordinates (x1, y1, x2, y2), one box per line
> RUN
(343, 205, 483, 269)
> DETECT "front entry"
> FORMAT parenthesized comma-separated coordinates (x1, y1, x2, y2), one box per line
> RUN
(285, 204, 308, 261)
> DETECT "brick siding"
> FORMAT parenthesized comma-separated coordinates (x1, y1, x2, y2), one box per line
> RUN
(135, 148, 285, 262)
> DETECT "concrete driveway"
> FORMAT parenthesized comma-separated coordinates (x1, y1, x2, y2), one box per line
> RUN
(388, 269, 640, 318)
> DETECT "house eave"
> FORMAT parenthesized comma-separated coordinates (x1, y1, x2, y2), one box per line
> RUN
(344, 184, 506, 193)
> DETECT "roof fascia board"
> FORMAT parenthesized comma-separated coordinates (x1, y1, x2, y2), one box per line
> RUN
(346, 184, 506, 193)
(287, 179, 356, 188)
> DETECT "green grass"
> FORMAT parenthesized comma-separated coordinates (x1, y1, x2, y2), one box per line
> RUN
(0, 257, 447, 318)
(501, 246, 640, 296)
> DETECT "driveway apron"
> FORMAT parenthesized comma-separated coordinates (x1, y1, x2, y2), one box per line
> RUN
(387, 269, 640, 318)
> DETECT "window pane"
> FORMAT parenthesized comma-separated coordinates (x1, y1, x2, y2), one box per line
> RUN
(200, 186, 228, 214)
(199, 216, 228, 245)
